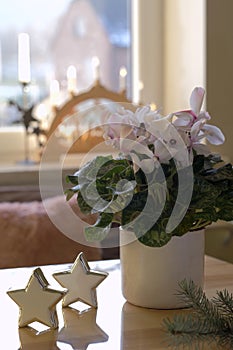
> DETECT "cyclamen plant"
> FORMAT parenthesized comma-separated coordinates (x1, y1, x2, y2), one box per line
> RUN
(66, 87, 233, 247)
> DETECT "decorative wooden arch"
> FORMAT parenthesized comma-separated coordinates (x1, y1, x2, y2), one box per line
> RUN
(46, 80, 134, 139)
(45, 80, 137, 153)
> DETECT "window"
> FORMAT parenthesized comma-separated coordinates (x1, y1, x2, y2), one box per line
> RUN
(0, 0, 205, 164)
(0, 0, 131, 127)
(0, 0, 131, 163)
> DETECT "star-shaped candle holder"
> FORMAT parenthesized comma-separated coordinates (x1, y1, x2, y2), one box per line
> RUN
(53, 252, 108, 308)
(7, 268, 66, 329)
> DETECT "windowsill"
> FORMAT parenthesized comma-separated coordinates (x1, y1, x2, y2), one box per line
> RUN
(0, 125, 24, 132)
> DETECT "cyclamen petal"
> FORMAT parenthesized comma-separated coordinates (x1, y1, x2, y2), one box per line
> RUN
(154, 140, 172, 163)
(130, 153, 155, 174)
(134, 105, 151, 124)
(133, 141, 154, 158)
(120, 125, 133, 139)
(103, 115, 124, 141)
(107, 113, 124, 124)
(202, 124, 225, 145)
(144, 111, 163, 124)
(120, 138, 134, 154)
(198, 111, 211, 121)
(193, 142, 211, 156)
(171, 111, 194, 127)
(149, 118, 173, 139)
(190, 119, 205, 140)
(129, 153, 140, 173)
(140, 158, 155, 173)
(190, 87, 205, 115)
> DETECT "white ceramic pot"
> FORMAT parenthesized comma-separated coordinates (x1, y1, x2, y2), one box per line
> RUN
(120, 229, 205, 309)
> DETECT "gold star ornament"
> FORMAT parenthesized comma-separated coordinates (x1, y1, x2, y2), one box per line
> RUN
(7, 268, 66, 328)
(53, 252, 108, 308)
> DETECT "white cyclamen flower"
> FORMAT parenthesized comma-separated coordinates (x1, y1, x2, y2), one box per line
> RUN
(170, 87, 225, 153)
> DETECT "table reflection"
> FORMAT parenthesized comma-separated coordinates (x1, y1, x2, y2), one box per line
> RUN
(19, 326, 60, 350)
(58, 307, 108, 350)
(18, 307, 108, 350)
(121, 301, 183, 350)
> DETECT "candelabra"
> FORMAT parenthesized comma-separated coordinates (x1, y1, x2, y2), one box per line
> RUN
(18, 82, 38, 164)
(22, 82, 29, 163)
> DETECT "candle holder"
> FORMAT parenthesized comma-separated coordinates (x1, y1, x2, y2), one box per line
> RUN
(18, 82, 37, 165)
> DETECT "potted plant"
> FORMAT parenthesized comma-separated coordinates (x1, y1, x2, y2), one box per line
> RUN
(66, 87, 233, 309)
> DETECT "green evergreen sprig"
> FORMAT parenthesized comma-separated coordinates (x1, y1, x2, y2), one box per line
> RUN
(163, 280, 233, 349)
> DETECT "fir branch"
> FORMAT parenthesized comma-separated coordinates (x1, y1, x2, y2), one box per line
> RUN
(163, 280, 233, 349)
(213, 289, 233, 318)
(217, 333, 233, 350)
(163, 313, 218, 349)
(176, 279, 226, 331)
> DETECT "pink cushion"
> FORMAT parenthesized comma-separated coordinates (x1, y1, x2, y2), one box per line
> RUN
(0, 196, 101, 268)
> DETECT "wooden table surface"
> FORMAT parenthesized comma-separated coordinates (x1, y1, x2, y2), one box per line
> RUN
(0, 256, 233, 349)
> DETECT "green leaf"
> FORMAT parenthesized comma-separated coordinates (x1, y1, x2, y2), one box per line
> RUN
(66, 174, 79, 185)
(65, 189, 75, 201)
(84, 212, 114, 241)
(77, 191, 93, 214)
(114, 179, 136, 195)
(203, 163, 233, 182)
(138, 225, 173, 247)
(84, 224, 112, 241)
(77, 155, 113, 182)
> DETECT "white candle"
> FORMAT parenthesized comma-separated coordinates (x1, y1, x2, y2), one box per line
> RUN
(92, 56, 100, 81)
(138, 80, 144, 103)
(150, 102, 157, 111)
(18, 33, 31, 84)
(36, 103, 47, 120)
(36, 103, 48, 129)
(50, 79, 60, 107)
(66, 65, 77, 93)
(119, 66, 127, 91)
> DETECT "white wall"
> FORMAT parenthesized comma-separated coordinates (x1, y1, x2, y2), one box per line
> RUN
(134, 0, 164, 108)
(163, 0, 206, 114)
(135, 0, 205, 114)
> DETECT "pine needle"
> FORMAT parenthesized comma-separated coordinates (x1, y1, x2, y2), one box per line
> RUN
(162, 279, 233, 349)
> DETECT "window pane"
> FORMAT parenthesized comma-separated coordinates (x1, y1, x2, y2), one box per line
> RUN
(0, 0, 131, 126)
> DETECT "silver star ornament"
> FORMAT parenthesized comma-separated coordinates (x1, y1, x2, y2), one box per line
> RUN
(7, 268, 66, 328)
(53, 252, 108, 308)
